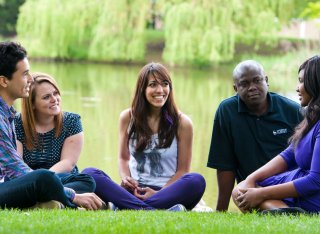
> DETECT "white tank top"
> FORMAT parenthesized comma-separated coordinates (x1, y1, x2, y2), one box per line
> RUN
(129, 134, 178, 187)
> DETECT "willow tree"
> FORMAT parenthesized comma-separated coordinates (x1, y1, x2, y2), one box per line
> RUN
(17, 0, 149, 62)
(160, 0, 237, 66)
(161, 0, 300, 66)
(233, 0, 295, 46)
(88, 0, 149, 62)
(17, 0, 101, 59)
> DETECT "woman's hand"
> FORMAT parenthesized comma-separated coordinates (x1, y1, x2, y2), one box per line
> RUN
(121, 176, 139, 192)
(236, 188, 264, 211)
(233, 179, 256, 200)
(232, 179, 257, 212)
(133, 187, 157, 200)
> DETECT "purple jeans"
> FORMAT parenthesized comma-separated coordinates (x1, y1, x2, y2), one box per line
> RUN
(82, 167, 206, 210)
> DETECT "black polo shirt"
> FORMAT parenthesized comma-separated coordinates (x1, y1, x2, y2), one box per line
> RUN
(207, 92, 303, 182)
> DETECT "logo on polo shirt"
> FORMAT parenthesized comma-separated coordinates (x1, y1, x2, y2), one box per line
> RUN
(273, 128, 288, 135)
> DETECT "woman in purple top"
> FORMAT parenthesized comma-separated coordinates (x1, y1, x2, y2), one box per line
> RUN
(232, 55, 320, 213)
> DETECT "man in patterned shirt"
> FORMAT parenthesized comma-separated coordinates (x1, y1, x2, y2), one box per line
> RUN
(0, 41, 103, 210)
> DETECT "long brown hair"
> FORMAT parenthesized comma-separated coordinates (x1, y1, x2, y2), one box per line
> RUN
(128, 62, 179, 151)
(21, 72, 63, 150)
(290, 55, 320, 146)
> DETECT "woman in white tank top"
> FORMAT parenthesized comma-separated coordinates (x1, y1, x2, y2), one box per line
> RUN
(83, 63, 206, 210)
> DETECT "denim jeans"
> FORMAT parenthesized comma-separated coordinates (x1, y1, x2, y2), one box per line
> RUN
(55, 172, 96, 193)
(0, 169, 75, 209)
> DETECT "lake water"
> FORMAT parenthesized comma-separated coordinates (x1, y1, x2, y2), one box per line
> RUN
(23, 60, 300, 211)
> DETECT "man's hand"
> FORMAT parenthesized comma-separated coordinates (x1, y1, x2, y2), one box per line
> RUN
(72, 193, 104, 210)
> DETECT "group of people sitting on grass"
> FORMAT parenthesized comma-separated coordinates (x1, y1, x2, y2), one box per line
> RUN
(0, 41, 319, 214)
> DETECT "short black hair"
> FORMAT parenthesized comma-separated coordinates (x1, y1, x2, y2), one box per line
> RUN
(0, 41, 27, 80)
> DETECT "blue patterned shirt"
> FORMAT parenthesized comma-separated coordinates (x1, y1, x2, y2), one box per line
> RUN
(0, 96, 31, 180)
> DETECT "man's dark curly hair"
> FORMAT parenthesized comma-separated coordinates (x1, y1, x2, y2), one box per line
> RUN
(0, 41, 27, 80)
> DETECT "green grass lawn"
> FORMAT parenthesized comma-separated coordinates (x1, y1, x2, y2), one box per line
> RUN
(0, 210, 319, 234)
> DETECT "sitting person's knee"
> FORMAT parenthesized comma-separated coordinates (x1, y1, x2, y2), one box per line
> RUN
(33, 169, 55, 181)
(82, 167, 97, 174)
(192, 173, 206, 188)
(231, 187, 239, 203)
(184, 173, 206, 191)
(31, 169, 59, 189)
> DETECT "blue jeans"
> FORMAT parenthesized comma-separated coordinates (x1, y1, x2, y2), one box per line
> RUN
(82, 167, 206, 210)
(0, 169, 75, 209)
(55, 172, 96, 193)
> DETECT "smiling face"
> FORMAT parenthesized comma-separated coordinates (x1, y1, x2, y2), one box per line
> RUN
(6, 58, 33, 104)
(296, 69, 311, 107)
(145, 75, 170, 109)
(33, 82, 61, 118)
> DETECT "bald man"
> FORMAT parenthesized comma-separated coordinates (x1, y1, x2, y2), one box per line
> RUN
(207, 60, 303, 211)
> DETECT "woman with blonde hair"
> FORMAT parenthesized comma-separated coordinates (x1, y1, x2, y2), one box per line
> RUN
(15, 72, 95, 193)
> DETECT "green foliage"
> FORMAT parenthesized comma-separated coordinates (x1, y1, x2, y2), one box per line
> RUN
(234, 0, 282, 45)
(300, 1, 320, 19)
(89, 0, 149, 62)
(15, 0, 318, 65)
(289, 0, 317, 18)
(161, 0, 313, 66)
(17, 0, 148, 61)
(163, 1, 236, 66)
(144, 29, 164, 44)
(17, 0, 100, 59)
(0, 0, 25, 36)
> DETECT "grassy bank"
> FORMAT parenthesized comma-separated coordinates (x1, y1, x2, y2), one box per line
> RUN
(0, 210, 319, 234)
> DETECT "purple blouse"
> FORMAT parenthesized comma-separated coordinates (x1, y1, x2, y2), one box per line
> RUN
(280, 120, 320, 197)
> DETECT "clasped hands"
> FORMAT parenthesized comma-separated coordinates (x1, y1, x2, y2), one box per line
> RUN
(121, 176, 156, 200)
(234, 180, 264, 212)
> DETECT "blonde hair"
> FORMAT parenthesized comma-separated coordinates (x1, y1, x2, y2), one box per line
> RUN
(21, 72, 63, 150)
